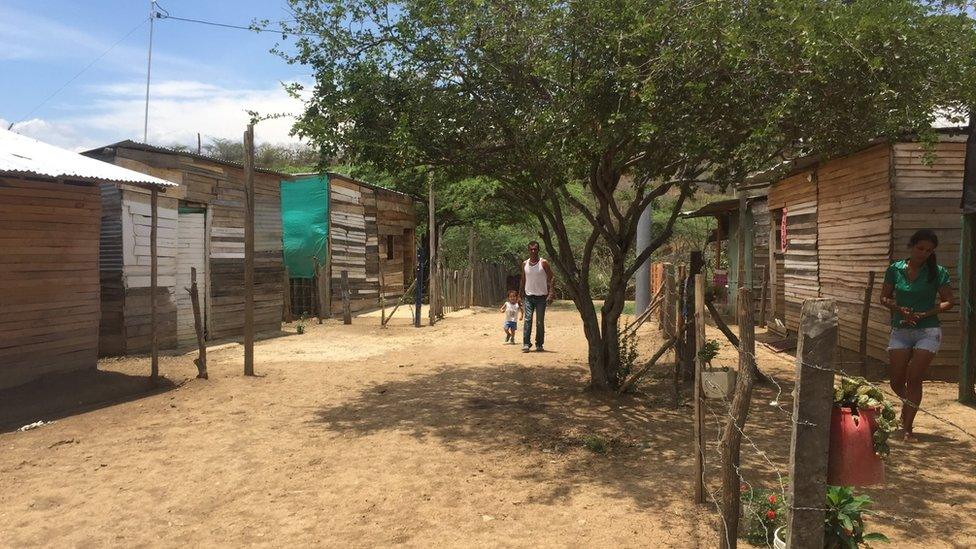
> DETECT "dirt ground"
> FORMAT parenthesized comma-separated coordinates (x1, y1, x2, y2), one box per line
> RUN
(0, 303, 974, 548)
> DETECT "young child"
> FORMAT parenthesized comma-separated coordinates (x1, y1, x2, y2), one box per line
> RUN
(499, 290, 523, 344)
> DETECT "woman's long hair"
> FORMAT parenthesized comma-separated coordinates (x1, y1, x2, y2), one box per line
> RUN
(909, 229, 939, 282)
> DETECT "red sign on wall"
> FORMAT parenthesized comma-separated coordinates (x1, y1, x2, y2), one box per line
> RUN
(780, 208, 788, 253)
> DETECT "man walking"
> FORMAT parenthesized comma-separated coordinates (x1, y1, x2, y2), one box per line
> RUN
(520, 241, 555, 352)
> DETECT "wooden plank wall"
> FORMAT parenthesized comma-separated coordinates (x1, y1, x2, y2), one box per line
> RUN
(892, 140, 966, 376)
(98, 183, 125, 356)
(329, 176, 371, 313)
(768, 171, 818, 332)
(375, 187, 416, 300)
(750, 199, 771, 319)
(176, 212, 207, 346)
(109, 147, 284, 343)
(120, 188, 178, 351)
(816, 144, 893, 362)
(0, 177, 100, 389)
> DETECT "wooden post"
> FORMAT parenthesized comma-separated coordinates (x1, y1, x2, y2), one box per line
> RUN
(769, 215, 778, 329)
(674, 264, 686, 408)
(962, 213, 976, 403)
(682, 252, 704, 381)
(663, 263, 676, 340)
(380, 259, 387, 326)
(428, 177, 437, 327)
(243, 124, 255, 376)
(282, 267, 293, 323)
(858, 271, 876, 377)
(693, 273, 706, 504)
(341, 270, 352, 325)
(468, 227, 477, 308)
(315, 257, 328, 322)
(737, 192, 747, 313)
(786, 299, 838, 549)
(325, 237, 333, 319)
(758, 264, 768, 328)
(718, 288, 757, 549)
(187, 266, 207, 379)
(715, 217, 723, 276)
(150, 187, 159, 382)
(414, 246, 424, 328)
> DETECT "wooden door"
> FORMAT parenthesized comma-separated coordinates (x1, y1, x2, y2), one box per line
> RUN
(176, 210, 207, 347)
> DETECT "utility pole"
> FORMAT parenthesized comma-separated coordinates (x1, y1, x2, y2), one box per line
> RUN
(143, 0, 155, 143)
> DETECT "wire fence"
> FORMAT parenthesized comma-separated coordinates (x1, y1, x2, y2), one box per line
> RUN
(636, 263, 975, 548)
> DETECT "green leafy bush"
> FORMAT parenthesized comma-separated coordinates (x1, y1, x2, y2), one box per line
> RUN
(824, 486, 889, 548)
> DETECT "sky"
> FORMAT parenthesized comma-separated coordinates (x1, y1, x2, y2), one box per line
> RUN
(0, 0, 310, 151)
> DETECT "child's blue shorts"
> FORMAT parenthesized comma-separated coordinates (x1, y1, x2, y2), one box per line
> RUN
(504, 321, 517, 330)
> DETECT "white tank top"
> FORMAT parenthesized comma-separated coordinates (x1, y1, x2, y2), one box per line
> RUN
(504, 302, 520, 322)
(523, 258, 548, 296)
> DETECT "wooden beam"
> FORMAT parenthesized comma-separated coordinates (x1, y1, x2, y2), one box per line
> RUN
(718, 288, 757, 549)
(282, 267, 293, 323)
(428, 176, 436, 327)
(786, 299, 837, 549)
(468, 227, 477, 308)
(693, 273, 706, 505)
(961, 213, 976, 403)
(758, 264, 768, 328)
(858, 271, 876, 377)
(243, 124, 255, 377)
(187, 266, 207, 379)
(150, 187, 159, 382)
(769, 214, 779, 330)
(341, 270, 352, 325)
(674, 264, 686, 408)
(380, 258, 387, 326)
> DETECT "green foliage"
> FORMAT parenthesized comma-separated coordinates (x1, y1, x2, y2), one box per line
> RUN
(583, 434, 608, 454)
(271, 0, 976, 388)
(697, 339, 722, 366)
(824, 486, 889, 549)
(617, 323, 640, 386)
(833, 377, 899, 458)
(740, 486, 786, 546)
(296, 313, 308, 335)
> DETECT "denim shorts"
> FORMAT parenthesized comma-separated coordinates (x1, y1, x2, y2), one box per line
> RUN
(887, 327, 942, 354)
(504, 321, 517, 330)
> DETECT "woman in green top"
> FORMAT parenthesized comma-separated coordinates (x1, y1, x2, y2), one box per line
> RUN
(880, 229, 953, 441)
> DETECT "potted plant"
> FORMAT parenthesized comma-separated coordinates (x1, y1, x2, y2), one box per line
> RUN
(699, 339, 735, 398)
(824, 485, 889, 548)
(739, 485, 785, 546)
(828, 377, 897, 486)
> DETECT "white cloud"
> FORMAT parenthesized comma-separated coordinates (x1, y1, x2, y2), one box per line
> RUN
(6, 78, 310, 150)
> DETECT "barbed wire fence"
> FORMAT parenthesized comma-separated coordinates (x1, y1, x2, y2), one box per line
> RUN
(632, 261, 975, 549)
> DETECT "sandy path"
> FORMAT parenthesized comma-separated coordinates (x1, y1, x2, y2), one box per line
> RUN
(0, 305, 973, 548)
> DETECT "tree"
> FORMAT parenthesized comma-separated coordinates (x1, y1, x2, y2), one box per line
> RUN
(274, 0, 975, 390)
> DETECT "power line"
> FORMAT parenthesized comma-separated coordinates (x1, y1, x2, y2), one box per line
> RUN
(12, 17, 150, 128)
(155, 12, 318, 37)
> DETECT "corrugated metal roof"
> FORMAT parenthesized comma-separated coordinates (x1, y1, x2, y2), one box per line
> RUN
(88, 140, 291, 177)
(0, 129, 176, 187)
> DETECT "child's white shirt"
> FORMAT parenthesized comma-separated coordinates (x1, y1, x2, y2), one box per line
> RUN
(504, 302, 520, 322)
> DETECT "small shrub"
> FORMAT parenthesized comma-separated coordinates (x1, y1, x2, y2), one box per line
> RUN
(296, 313, 308, 335)
(616, 322, 640, 386)
(697, 339, 722, 366)
(583, 434, 608, 454)
(824, 486, 889, 548)
(740, 485, 785, 546)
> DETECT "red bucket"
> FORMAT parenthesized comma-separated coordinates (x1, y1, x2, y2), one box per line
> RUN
(827, 407, 885, 487)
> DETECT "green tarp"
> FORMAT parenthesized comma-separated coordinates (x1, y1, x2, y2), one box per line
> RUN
(281, 174, 329, 279)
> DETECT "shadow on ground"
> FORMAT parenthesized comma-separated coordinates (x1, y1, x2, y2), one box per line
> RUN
(312, 360, 698, 510)
(0, 369, 177, 433)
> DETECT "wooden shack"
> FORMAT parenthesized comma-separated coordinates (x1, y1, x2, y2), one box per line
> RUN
(765, 135, 966, 377)
(282, 172, 417, 316)
(84, 141, 284, 354)
(0, 129, 174, 389)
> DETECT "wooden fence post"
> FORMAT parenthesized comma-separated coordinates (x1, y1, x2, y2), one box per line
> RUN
(786, 299, 838, 549)
(380, 259, 387, 326)
(243, 123, 255, 377)
(282, 267, 293, 323)
(150, 187, 159, 382)
(663, 264, 676, 340)
(718, 288, 757, 549)
(859, 271, 876, 377)
(316, 256, 329, 322)
(693, 272, 706, 504)
(414, 247, 424, 327)
(428, 177, 437, 327)
(341, 270, 352, 325)
(674, 264, 686, 408)
(758, 265, 768, 328)
(682, 252, 704, 381)
(187, 267, 207, 379)
(962, 213, 976, 403)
